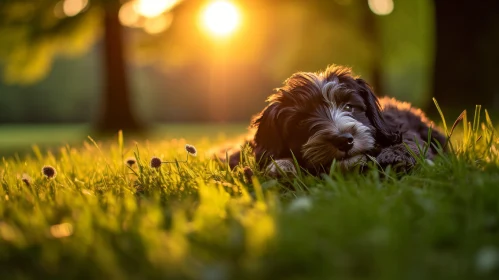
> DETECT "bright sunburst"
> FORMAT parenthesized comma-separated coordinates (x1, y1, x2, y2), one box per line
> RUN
(202, 1, 240, 37)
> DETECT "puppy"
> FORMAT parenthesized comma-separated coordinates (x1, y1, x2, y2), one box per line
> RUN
(228, 65, 446, 176)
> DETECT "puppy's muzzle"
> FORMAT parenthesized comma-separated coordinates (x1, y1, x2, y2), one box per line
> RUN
(330, 133, 354, 152)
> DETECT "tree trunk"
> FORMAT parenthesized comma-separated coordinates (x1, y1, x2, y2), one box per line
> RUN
(431, 0, 499, 115)
(96, 3, 142, 132)
(361, 1, 383, 95)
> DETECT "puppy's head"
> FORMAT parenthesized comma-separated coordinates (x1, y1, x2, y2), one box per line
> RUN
(252, 65, 400, 170)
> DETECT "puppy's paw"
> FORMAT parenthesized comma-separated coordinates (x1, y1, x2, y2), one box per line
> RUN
(266, 159, 297, 177)
(340, 154, 369, 171)
(375, 144, 417, 173)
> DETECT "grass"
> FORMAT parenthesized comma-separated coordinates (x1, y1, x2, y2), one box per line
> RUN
(1, 108, 499, 280)
(0, 123, 247, 157)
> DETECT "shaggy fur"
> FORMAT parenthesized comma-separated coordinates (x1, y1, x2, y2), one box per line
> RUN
(228, 65, 446, 176)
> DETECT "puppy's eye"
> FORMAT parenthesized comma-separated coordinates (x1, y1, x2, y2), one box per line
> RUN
(344, 104, 354, 112)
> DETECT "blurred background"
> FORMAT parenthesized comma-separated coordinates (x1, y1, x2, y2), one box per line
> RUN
(1, 0, 498, 153)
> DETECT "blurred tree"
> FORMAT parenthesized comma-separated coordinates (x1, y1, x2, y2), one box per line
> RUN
(432, 0, 499, 113)
(99, 0, 140, 131)
(0, 0, 151, 131)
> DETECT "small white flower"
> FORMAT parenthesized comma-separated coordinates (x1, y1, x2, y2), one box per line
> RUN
(476, 246, 498, 274)
(288, 197, 312, 212)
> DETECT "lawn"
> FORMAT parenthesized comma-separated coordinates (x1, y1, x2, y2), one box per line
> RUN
(1, 109, 499, 279)
(0, 123, 248, 157)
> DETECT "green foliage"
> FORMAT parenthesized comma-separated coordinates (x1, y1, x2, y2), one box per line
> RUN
(0, 1, 101, 84)
(379, 0, 434, 106)
(1, 107, 499, 279)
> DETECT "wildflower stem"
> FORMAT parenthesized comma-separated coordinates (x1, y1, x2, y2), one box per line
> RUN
(162, 160, 188, 164)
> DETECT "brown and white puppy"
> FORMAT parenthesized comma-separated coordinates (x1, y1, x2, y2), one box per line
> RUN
(229, 65, 446, 176)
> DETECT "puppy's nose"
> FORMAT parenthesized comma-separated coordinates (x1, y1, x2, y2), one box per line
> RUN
(331, 133, 354, 152)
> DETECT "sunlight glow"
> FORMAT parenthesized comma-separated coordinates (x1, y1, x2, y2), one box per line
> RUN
(62, 0, 88, 17)
(202, 1, 240, 37)
(134, 0, 178, 18)
(119, 0, 176, 33)
(368, 0, 394, 16)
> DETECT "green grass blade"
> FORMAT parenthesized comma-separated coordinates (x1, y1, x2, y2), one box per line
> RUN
(432, 98, 448, 135)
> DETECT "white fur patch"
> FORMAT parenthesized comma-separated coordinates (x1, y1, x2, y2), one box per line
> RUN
(302, 109, 374, 168)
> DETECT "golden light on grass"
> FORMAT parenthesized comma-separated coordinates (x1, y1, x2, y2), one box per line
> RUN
(202, 1, 241, 37)
(134, 0, 178, 18)
(50, 223, 74, 238)
(0, 222, 17, 241)
(368, 0, 394, 16)
(62, 0, 88, 17)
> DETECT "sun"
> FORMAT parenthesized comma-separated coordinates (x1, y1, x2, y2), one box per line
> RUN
(202, 1, 240, 37)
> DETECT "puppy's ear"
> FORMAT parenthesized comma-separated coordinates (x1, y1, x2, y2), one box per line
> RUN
(356, 78, 401, 146)
(251, 102, 286, 162)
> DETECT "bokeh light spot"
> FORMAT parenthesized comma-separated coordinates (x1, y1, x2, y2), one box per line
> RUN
(53, 1, 65, 18)
(368, 0, 394, 16)
(119, 1, 141, 27)
(144, 14, 173, 34)
(62, 0, 88, 17)
(134, 0, 178, 18)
